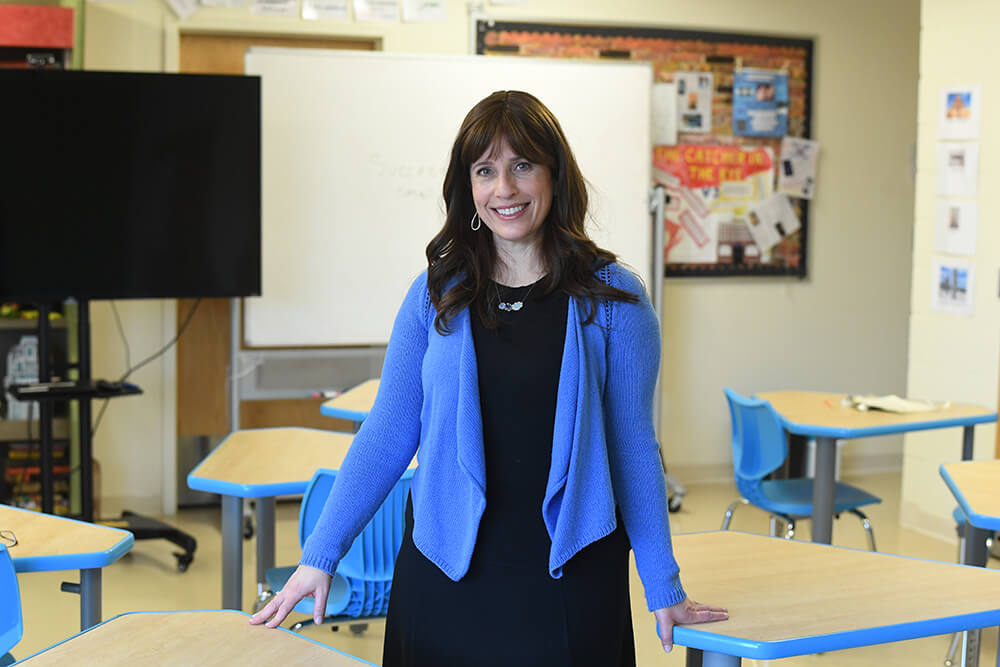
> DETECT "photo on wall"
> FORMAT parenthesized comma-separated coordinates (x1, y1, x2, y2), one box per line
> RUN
(934, 199, 977, 256)
(938, 85, 982, 140)
(936, 142, 979, 197)
(931, 257, 975, 316)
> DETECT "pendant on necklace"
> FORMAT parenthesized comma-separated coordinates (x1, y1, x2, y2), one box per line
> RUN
(498, 300, 524, 312)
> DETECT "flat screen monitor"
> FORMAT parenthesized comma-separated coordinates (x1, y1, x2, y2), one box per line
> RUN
(0, 69, 261, 301)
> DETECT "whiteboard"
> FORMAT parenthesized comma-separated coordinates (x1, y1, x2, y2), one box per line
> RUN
(243, 49, 652, 347)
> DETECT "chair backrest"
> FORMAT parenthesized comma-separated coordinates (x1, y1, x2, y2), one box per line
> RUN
(0, 544, 23, 656)
(724, 388, 788, 497)
(299, 467, 415, 582)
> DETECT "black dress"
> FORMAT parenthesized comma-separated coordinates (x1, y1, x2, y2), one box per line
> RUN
(382, 279, 635, 667)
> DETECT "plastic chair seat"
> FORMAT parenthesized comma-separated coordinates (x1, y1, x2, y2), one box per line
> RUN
(753, 478, 881, 517)
(721, 388, 881, 549)
(265, 567, 352, 618)
(262, 467, 412, 629)
(0, 545, 22, 659)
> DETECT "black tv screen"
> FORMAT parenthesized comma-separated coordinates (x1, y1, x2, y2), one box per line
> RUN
(0, 69, 261, 301)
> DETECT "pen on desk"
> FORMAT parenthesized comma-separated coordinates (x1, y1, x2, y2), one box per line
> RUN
(824, 399, 833, 409)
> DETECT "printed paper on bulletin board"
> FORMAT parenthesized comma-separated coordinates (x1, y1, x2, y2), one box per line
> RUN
(476, 21, 814, 278)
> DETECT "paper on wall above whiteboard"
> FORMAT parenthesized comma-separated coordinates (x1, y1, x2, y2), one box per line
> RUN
(252, 0, 297, 16)
(402, 0, 443, 22)
(936, 141, 979, 197)
(302, 0, 347, 19)
(931, 256, 975, 317)
(934, 199, 977, 256)
(354, 0, 397, 21)
(165, 0, 197, 18)
(938, 85, 982, 140)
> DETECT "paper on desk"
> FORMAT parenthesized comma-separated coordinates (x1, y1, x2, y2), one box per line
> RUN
(846, 394, 951, 414)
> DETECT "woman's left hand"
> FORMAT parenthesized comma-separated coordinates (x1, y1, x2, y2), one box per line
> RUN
(653, 597, 729, 653)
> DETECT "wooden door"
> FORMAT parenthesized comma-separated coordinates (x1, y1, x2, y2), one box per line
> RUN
(176, 33, 373, 437)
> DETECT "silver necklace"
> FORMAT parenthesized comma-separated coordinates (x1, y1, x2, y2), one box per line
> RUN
(495, 280, 536, 312)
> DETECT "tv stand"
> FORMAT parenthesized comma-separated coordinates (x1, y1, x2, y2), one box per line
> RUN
(17, 299, 196, 572)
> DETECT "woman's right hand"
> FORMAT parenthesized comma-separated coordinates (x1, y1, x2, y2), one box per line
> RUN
(249, 564, 332, 628)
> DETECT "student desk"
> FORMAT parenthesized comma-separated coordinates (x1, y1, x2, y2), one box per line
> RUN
(673, 531, 1000, 666)
(1, 504, 133, 631)
(186, 428, 355, 611)
(940, 459, 1000, 666)
(320, 378, 379, 428)
(756, 391, 996, 544)
(11, 610, 375, 665)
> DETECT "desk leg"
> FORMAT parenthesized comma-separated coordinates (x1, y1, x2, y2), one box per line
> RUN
(959, 524, 991, 667)
(79, 568, 101, 631)
(811, 436, 837, 544)
(255, 497, 276, 588)
(222, 494, 243, 610)
(702, 650, 740, 666)
(962, 426, 975, 460)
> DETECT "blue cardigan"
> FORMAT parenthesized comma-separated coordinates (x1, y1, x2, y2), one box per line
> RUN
(300, 263, 686, 611)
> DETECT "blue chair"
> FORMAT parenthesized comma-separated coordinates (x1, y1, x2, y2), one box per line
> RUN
(720, 388, 880, 550)
(0, 544, 23, 666)
(264, 467, 414, 632)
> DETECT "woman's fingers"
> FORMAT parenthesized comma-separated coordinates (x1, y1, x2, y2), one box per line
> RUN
(653, 597, 729, 653)
(692, 607, 730, 623)
(248, 596, 282, 625)
(313, 591, 326, 625)
(266, 595, 297, 628)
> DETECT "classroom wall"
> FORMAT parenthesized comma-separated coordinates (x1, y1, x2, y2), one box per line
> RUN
(900, 0, 1000, 542)
(79, 0, 920, 513)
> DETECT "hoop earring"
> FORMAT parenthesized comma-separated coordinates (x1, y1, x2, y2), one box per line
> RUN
(470, 211, 481, 231)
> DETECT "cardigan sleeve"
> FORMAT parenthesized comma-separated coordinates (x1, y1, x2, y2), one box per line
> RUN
(299, 272, 429, 575)
(602, 265, 687, 611)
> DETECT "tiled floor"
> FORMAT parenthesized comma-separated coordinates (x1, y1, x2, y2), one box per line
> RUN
(11, 471, 999, 665)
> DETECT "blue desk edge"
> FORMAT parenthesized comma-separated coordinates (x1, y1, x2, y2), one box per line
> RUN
(10, 610, 379, 666)
(939, 464, 1000, 531)
(779, 411, 997, 440)
(674, 607, 1000, 660)
(8, 507, 134, 573)
(185, 474, 310, 499)
(319, 404, 369, 423)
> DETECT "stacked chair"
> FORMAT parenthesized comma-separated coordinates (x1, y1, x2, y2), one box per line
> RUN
(720, 387, 881, 550)
(265, 467, 414, 634)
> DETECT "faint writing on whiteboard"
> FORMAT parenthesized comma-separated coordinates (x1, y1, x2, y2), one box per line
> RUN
(368, 153, 445, 201)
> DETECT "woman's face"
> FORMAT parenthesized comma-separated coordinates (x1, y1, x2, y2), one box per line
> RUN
(469, 139, 553, 252)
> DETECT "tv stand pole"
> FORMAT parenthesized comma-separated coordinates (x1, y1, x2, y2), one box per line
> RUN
(78, 298, 94, 520)
(37, 303, 55, 514)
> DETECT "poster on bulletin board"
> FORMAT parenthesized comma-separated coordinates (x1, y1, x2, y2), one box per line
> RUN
(477, 21, 814, 277)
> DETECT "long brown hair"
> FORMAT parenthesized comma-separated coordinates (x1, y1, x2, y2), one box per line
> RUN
(426, 90, 637, 334)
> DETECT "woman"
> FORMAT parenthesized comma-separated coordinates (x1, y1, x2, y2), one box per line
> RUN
(250, 90, 727, 664)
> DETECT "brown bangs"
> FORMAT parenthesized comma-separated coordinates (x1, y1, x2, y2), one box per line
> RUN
(458, 96, 555, 173)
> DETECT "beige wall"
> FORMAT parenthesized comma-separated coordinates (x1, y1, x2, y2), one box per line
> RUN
(901, 0, 1000, 541)
(81, 0, 920, 512)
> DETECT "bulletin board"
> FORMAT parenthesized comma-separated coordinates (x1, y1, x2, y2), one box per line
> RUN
(476, 21, 815, 278)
